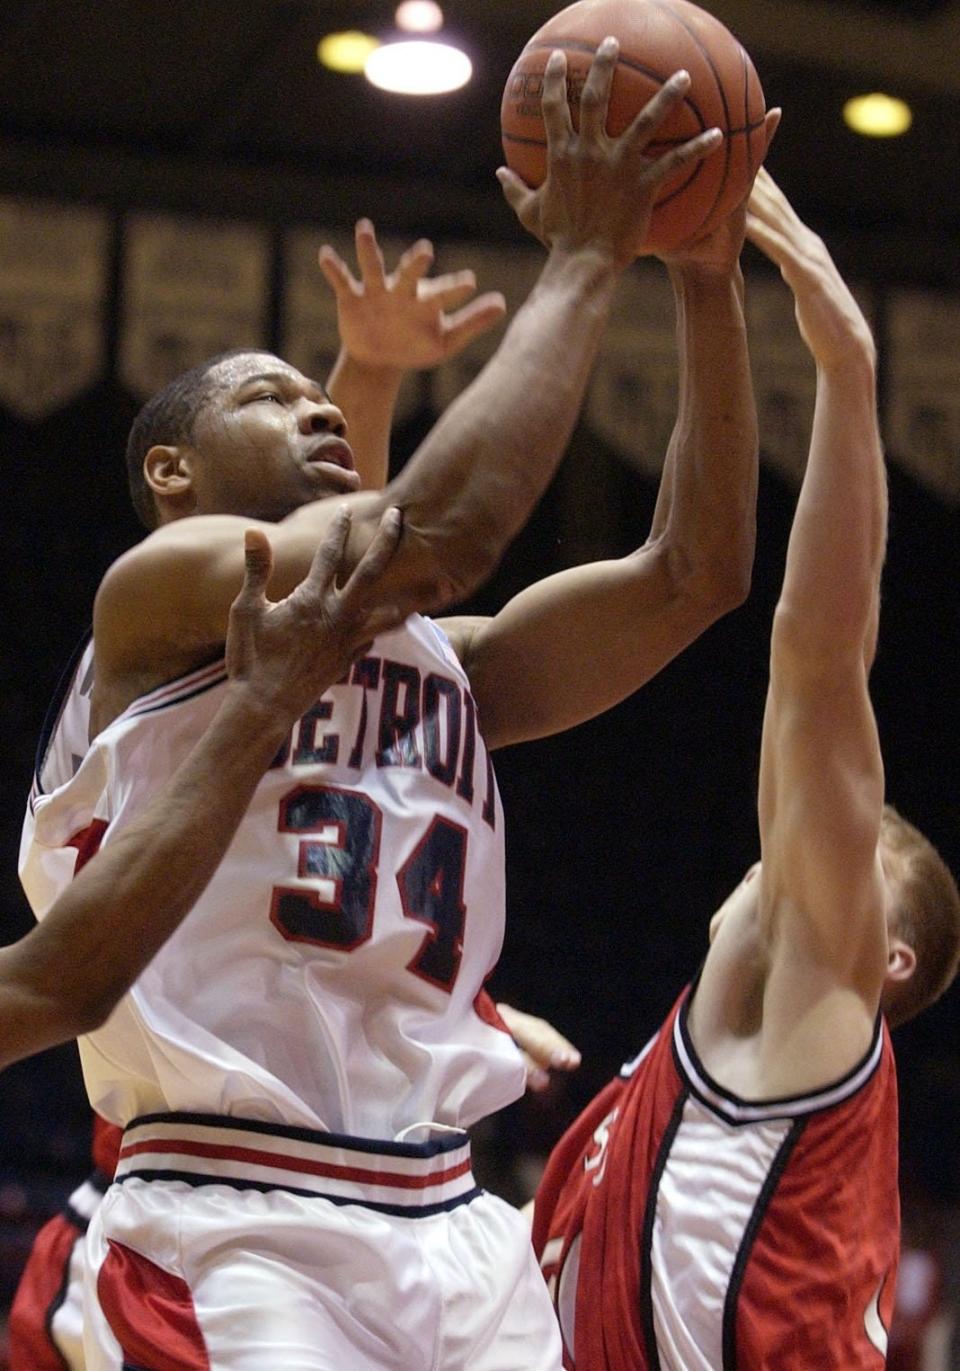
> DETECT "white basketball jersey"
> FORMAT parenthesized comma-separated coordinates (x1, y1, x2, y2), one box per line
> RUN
(20, 615, 525, 1139)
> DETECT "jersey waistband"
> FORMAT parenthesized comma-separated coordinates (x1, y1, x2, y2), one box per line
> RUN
(115, 1112, 480, 1218)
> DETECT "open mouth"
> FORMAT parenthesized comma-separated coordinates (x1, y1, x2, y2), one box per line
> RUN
(305, 437, 355, 472)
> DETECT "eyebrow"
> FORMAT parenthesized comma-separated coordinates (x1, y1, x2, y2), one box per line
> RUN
(236, 370, 331, 403)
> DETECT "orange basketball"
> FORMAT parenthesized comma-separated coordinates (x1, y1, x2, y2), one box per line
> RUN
(500, 0, 766, 253)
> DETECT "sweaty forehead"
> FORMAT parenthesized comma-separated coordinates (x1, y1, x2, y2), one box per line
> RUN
(204, 352, 302, 395)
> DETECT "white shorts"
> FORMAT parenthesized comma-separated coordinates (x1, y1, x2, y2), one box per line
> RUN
(82, 1112, 562, 1370)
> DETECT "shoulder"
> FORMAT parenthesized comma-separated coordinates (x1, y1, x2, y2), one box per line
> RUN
(92, 515, 254, 697)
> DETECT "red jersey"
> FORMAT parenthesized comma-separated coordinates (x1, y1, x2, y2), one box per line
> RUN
(533, 985, 900, 1370)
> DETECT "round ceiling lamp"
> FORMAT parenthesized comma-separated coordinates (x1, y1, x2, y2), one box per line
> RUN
(365, 39, 472, 96)
(395, 1, 445, 33)
(843, 92, 913, 138)
(318, 31, 380, 74)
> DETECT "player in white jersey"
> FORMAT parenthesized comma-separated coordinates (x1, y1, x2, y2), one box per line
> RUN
(22, 45, 778, 1370)
(10, 204, 510, 1371)
(4, 513, 402, 1073)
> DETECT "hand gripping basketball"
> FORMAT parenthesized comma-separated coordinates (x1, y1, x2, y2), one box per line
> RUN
(501, 0, 769, 255)
(497, 40, 723, 270)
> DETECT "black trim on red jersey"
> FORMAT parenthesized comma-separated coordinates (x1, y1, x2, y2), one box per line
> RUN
(127, 1110, 469, 1159)
(63, 1200, 92, 1232)
(639, 1087, 689, 1370)
(33, 628, 92, 796)
(720, 1117, 807, 1370)
(115, 1167, 483, 1218)
(60, 1165, 110, 1230)
(675, 986, 884, 1122)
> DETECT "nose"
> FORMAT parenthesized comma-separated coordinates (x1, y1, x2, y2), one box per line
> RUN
(298, 399, 347, 438)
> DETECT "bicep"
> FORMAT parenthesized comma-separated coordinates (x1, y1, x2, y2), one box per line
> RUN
(94, 517, 270, 674)
(459, 546, 712, 750)
(94, 499, 392, 676)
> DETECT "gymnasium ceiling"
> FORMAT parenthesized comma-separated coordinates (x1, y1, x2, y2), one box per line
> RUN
(0, 0, 958, 280)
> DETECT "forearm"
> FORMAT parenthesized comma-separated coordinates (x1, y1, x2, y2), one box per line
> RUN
(650, 264, 757, 607)
(326, 349, 402, 490)
(775, 347, 885, 665)
(385, 247, 620, 601)
(8, 687, 289, 1057)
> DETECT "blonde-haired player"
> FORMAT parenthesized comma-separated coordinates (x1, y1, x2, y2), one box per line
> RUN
(533, 168, 960, 1370)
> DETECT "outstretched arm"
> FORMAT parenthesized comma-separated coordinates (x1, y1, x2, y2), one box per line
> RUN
(749, 169, 889, 1038)
(322, 221, 507, 489)
(441, 116, 780, 750)
(0, 512, 402, 1071)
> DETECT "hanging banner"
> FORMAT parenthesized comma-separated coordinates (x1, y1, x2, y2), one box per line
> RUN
(119, 214, 268, 399)
(0, 197, 109, 419)
(586, 260, 677, 479)
(283, 226, 420, 429)
(885, 289, 960, 504)
(429, 241, 541, 414)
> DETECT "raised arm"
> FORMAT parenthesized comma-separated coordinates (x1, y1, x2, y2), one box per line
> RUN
(441, 117, 780, 750)
(369, 49, 724, 606)
(0, 512, 401, 1070)
(321, 221, 507, 490)
(749, 169, 889, 1034)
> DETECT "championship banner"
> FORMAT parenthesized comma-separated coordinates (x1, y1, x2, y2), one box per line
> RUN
(282, 226, 420, 428)
(884, 289, 960, 504)
(429, 241, 541, 414)
(0, 197, 109, 419)
(119, 214, 268, 399)
(585, 259, 677, 477)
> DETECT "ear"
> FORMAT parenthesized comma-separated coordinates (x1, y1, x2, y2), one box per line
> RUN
(886, 935, 917, 985)
(144, 444, 195, 509)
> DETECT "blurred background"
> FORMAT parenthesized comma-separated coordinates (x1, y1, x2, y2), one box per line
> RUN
(0, 0, 957, 1364)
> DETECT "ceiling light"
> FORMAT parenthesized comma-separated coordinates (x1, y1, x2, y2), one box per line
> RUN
(365, 40, 472, 96)
(395, 1, 445, 34)
(843, 93, 913, 138)
(318, 31, 381, 74)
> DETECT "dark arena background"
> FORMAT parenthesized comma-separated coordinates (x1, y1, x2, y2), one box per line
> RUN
(0, 1, 958, 1364)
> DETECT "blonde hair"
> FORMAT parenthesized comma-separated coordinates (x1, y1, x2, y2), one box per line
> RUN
(882, 805, 960, 1027)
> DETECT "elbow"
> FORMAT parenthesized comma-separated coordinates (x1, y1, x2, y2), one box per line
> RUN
(667, 538, 753, 631)
(709, 548, 753, 615)
(409, 517, 505, 610)
(66, 981, 126, 1038)
(770, 602, 864, 678)
(68, 997, 114, 1039)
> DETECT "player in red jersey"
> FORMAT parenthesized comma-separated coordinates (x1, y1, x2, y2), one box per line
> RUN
(532, 168, 960, 1370)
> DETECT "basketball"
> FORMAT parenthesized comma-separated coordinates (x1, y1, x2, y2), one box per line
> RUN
(500, 0, 766, 253)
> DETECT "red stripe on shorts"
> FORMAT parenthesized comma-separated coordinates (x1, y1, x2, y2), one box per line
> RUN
(118, 1136, 474, 1190)
(98, 1240, 209, 1371)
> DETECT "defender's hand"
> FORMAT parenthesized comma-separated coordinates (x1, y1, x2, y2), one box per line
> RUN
(746, 167, 875, 370)
(319, 222, 507, 370)
(226, 507, 405, 720)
